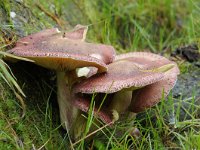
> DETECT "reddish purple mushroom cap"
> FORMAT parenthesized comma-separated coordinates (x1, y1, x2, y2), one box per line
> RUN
(73, 52, 179, 120)
(129, 65, 179, 112)
(73, 57, 165, 94)
(115, 52, 180, 112)
(7, 25, 116, 73)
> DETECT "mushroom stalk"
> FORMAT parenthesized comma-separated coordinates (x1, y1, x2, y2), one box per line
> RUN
(109, 90, 132, 114)
(56, 71, 79, 130)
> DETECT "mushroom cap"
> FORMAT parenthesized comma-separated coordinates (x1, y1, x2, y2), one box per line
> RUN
(73, 95, 113, 124)
(74, 52, 179, 117)
(73, 52, 179, 121)
(115, 52, 179, 74)
(114, 52, 180, 112)
(129, 66, 178, 113)
(64, 24, 88, 41)
(73, 55, 167, 94)
(7, 26, 116, 73)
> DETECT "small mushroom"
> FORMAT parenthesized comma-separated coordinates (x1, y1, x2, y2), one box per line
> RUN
(6, 25, 116, 131)
(114, 52, 180, 112)
(72, 52, 179, 137)
(73, 54, 169, 118)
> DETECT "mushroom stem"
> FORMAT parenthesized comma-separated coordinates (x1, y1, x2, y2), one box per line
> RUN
(56, 71, 79, 130)
(109, 90, 133, 114)
(72, 114, 87, 140)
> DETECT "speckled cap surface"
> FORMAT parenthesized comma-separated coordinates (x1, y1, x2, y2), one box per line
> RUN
(74, 52, 179, 112)
(73, 56, 166, 94)
(130, 65, 178, 112)
(114, 52, 180, 112)
(7, 25, 116, 73)
(115, 52, 179, 74)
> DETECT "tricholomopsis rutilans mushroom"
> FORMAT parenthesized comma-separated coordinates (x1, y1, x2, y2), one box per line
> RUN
(72, 52, 179, 139)
(114, 52, 180, 112)
(6, 25, 116, 135)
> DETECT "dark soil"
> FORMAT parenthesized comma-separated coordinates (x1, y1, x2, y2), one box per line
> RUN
(172, 44, 200, 63)
(172, 65, 200, 120)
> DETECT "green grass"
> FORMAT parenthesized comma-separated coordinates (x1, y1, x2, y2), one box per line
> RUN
(72, 95, 200, 150)
(0, 0, 200, 149)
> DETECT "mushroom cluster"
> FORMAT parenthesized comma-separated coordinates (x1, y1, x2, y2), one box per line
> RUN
(6, 25, 179, 140)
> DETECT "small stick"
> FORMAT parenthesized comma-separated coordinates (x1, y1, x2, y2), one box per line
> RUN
(35, 3, 66, 28)
(72, 121, 113, 146)
(37, 139, 50, 150)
